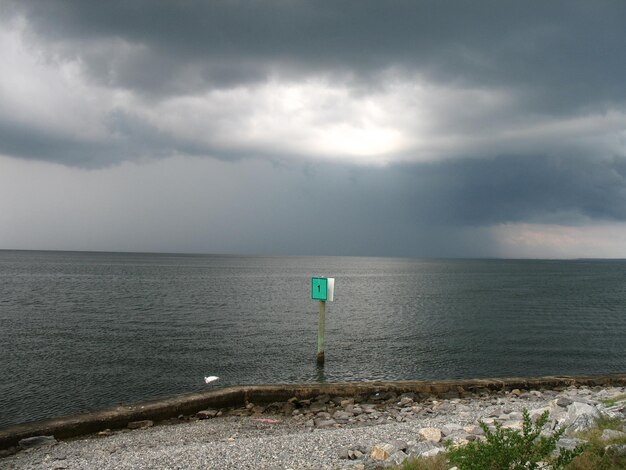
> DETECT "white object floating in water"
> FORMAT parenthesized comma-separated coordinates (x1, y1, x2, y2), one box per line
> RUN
(204, 376, 219, 384)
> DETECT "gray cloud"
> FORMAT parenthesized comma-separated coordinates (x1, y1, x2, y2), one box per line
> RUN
(9, 0, 626, 108)
(2, 0, 625, 165)
(311, 154, 626, 229)
(2, 1, 626, 256)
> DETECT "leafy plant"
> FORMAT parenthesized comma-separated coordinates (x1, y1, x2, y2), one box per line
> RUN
(446, 409, 585, 470)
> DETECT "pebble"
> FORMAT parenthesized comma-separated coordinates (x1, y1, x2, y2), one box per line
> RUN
(2, 385, 625, 469)
(196, 409, 219, 419)
(127, 420, 154, 429)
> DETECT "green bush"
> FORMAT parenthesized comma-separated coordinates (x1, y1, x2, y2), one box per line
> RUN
(446, 409, 585, 470)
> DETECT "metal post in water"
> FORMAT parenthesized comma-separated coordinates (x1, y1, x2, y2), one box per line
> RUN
(317, 300, 326, 366)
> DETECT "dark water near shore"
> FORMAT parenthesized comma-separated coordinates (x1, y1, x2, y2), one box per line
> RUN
(1, 250, 625, 427)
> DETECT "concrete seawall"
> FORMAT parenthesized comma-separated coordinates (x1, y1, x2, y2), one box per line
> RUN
(2, 374, 625, 450)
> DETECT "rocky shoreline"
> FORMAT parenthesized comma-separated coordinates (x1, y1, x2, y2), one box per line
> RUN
(2, 382, 625, 469)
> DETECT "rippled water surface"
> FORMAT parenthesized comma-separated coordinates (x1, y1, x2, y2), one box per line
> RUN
(1, 250, 625, 427)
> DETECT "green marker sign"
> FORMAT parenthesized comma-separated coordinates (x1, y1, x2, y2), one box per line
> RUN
(311, 277, 328, 301)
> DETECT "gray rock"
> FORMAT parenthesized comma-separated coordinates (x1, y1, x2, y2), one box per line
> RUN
(315, 394, 331, 404)
(127, 419, 154, 429)
(314, 418, 337, 428)
(361, 404, 377, 413)
(502, 420, 523, 430)
(601, 429, 626, 441)
(18, 435, 57, 449)
(605, 443, 626, 457)
(348, 449, 365, 460)
(309, 402, 327, 413)
(564, 402, 600, 432)
(556, 437, 585, 451)
(421, 447, 444, 458)
(388, 450, 408, 465)
(441, 423, 464, 436)
(555, 397, 573, 407)
(463, 424, 484, 436)
(390, 439, 408, 452)
(406, 440, 437, 457)
(333, 410, 352, 420)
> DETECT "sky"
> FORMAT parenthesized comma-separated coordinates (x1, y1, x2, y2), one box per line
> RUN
(1, 1, 626, 258)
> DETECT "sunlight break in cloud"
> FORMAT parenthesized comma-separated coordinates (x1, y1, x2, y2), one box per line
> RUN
(3, 13, 626, 168)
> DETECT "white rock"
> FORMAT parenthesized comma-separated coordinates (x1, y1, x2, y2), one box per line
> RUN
(441, 423, 464, 436)
(388, 450, 409, 465)
(565, 402, 600, 432)
(421, 447, 444, 457)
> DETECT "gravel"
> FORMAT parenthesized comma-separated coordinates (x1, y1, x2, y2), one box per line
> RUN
(2, 385, 625, 469)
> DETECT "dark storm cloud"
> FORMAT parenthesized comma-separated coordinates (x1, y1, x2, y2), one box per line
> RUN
(2, 0, 626, 256)
(402, 155, 626, 225)
(9, 0, 626, 110)
(311, 154, 626, 229)
(3, 0, 626, 160)
(0, 111, 181, 167)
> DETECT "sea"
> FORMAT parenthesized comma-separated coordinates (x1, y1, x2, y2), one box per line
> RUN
(0, 250, 624, 428)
